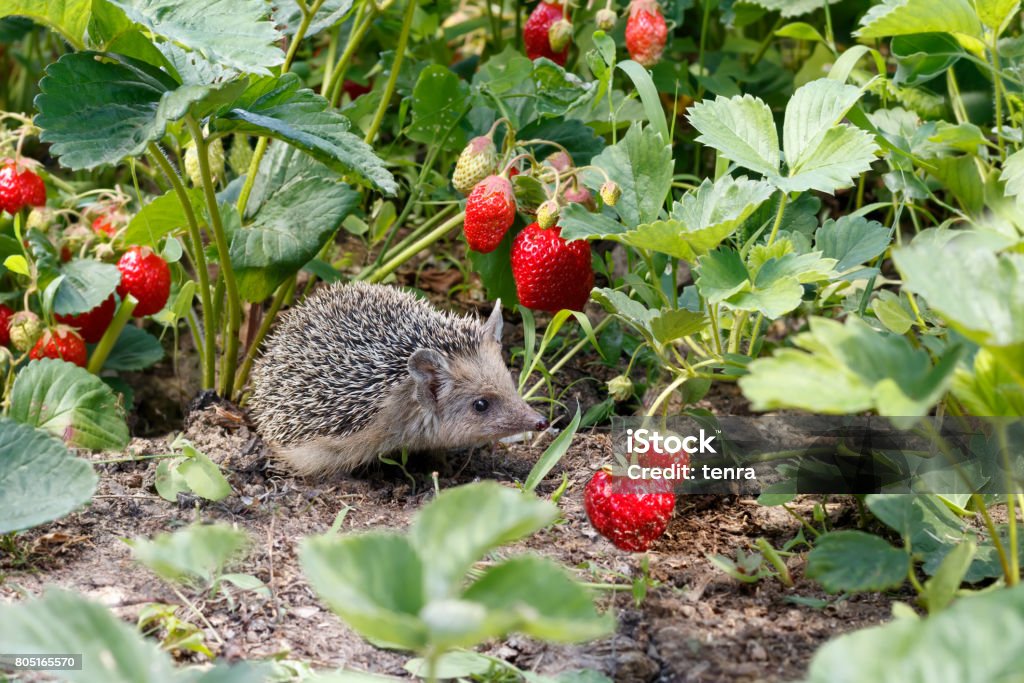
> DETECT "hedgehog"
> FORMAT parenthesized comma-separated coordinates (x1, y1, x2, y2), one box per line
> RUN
(248, 282, 549, 476)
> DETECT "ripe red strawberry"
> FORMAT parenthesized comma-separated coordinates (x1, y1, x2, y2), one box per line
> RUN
(92, 215, 117, 237)
(584, 468, 675, 552)
(626, 0, 668, 68)
(524, 2, 569, 66)
(342, 79, 372, 99)
(29, 326, 88, 367)
(0, 160, 46, 215)
(0, 304, 13, 347)
(464, 175, 517, 254)
(55, 295, 116, 344)
(511, 222, 594, 312)
(117, 246, 171, 317)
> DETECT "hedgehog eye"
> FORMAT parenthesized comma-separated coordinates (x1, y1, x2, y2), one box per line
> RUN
(473, 398, 490, 413)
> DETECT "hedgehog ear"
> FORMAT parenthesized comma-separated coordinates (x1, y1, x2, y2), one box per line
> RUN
(483, 299, 503, 345)
(409, 348, 451, 405)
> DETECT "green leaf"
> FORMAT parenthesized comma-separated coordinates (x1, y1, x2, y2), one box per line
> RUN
(814, 215, 891, 274)
(409, 482, 558, 599)
(892, 33, 963, 86)
(976, 0, 1020, 31)
(106, 0, 284, 74)
(532, 60, 596, 117)
(893, 242, 1024, 348)
(517, 119, 606, 165)
(872, 290, 915, 334)
(405, 651, 493, 680)
(0, 0, 90, 48)
(123, 188, 204, 247)
(0, 591, 180, 683)
(407, 65, 468, 152)
(739, 317, 961, 416)
(53, 259, 120, 316)
(177, 445, 231, 501)
(10, 358, 129, 450)
(696, 248, 751, 303)
(783, 79, 864, 171)
(747, 0, 841, 18)
(300, 533, 428, 651)
(856, 0, 983, 41)
(0, 417, 97, 534)
(103, 326, 164, 371)
(999, 148, 1024, 209)
(231, 173, 359, 301)
(558, 204, 628, 242)
(775, 22, 826, 42)
(130, 522, 249, 587)
(468, 224, 519, 306)
(214, 73, 397, 194)
(273, 0, 354, 38)
(806, 530, 909, 593)
(804, 583, 1024, 683)
(616, 60, 670, 143)
(780, 126, 879, 194)
(687, 94, 780, 179)
(650, 308, 709, 344)
(462, 556, 615, 642)
(696, 248, 805, 318)
(155, 459, 189, 502)
(586, 124, 672, 227)
(928, 155, 984, 214)
(922, 540, 975, 612)
(524, 407, 580, 493)
(591, 288, 658, 346)
(35, 52, 217, 170)
(4, 254, 30, 277)
(865, 494, 966, 556)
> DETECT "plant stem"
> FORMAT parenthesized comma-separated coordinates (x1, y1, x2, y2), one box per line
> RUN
(766, 191, 788, 246)
(366, 211, 464, 283)
(148, 144, 216, 389)
(86, 295, 137, 374)
(327, 1, 375, 107)
(363, 0, 417, 145)
(234, 276, 295, 399)
(695, 0, 714, 101)
(236, 137, 268, 217)
(523, 316, 613, 400)
(358, 203, 458, 279)
(646, 373, 689, 416)
(186, 116, 242, 398)
(972, 493, 1014, 585)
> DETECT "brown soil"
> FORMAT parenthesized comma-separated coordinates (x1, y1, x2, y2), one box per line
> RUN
(0, 401, 899, 683)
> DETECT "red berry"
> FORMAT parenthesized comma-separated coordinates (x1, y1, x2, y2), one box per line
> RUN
(55, 295, 116, 344)
(0, 304, 13, 346)
(342, 80, 372, 99)
(92, 215, 117, 237)
(464, 175, 517, 254)
(29, 326, 88, 367)
(524, 2, 569, 66)
(626, 0, 668, 68)
(511, 222, 594, 312)
(117, 246, 171, 317)
(0, 161, 46, 215)
(584, 468, 675, 552)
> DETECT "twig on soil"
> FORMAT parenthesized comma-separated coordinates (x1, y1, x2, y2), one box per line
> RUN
(172, 586, 226, 647)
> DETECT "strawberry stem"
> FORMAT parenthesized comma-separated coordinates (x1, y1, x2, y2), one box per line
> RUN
(363, 0, 418, 145)
(86, 294, 137, 375)
(367, 211, 466, 283)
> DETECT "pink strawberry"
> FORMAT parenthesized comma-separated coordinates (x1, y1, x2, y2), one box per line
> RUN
(626, 0, 668, 68)
(464, 175, 517, 253)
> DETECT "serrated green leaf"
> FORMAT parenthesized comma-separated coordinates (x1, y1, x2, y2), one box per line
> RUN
(558, 203, 627, 242)
(806, 530, 909, 593)
(407, 65, 468, 152)
(805, 583, 1024, 683)
(10, 358, 129, 450)
(1, 0, 90, 46)
(131, 523, 249, 587)
(214, 73, 397, 194)
(856, 0, 983, 41)
(687, 94, 780, 178)
(54, 259, 120, 316)
(231, 174, 359, 301)
(814, 215, 891, 274)
(0, 417, 97, 534)
(783, 79, 864, 169)
(928, 155, 984, 214)
(155, 459, 189, 502)
(976, 0, 1020, 31)
(999, 148, 1024, 208)
(746, 0, 841, 17)
(517, 119, 606, 165)
(35, 52, 218, 170)
(780, 125, 879, 194)
(178, 446, 231, 501)
(696, 248, 751, 303)
(893, 241, 1024, 348)
(586, 124, 673, 227)
(872, 290, 915, 334)
(533, 59, 596, 117)
(650, 308, 708, 343)
(740, 316, 962, 415)
(106, 0, 283, 74)
(103, 326, 164, 371)
(123, 188, 204, 247)
(892, 33, 963, 86)
(591, 288, 658, 346)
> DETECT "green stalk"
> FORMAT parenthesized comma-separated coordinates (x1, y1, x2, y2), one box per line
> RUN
(972, 493, 1014, 585)
(283, 0, 327, 72)
(148, 144, 216, 389)
(766, 191, 788, 246)
(646, 372, 689, 416)
(366, 211, 465, 283)
(990, 35, 1007, 161)
(357, 204, 458, 280)
(695, 0, 714, 101)
(186, 117, 242, 397)
(327, 2, 375, 107)
(86, 295, 137, 375)
(363, 0, 418, 145)
(522, 316, 613, 400)
(234, 276, 296, 399)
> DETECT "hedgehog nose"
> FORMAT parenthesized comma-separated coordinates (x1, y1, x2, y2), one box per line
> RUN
(534, 417, 549, 431)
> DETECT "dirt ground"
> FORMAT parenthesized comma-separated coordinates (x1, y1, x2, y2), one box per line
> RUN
(0, 396, 900, 683)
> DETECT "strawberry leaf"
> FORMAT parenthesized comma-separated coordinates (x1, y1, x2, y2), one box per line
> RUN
(856, 0, 983, 41)
(806, 530, 909, 593)
(687, 94, 781, 179)
(0, 0, 91, 48)
(585, 124, 672, 227)
(53, 258, 120, 316)
(0, 417, 97, 533)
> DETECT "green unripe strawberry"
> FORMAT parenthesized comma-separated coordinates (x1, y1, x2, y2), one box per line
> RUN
(10, 310, 42, 352)
(548, 18, 573, 53)
(596, 8, 618, 30)
(184, 137, 225, 187)
(536, 199, 561, 229)
(607, 375, 634, 401)
(228, 134, 254, 176)
(600, 180, 621, 206)
(452, 136, 498, 195)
